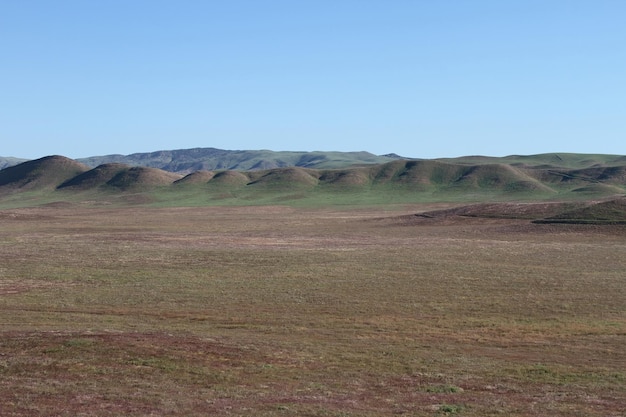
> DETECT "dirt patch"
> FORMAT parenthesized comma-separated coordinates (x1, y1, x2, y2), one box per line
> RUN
(378, 200, 626, 233)
(0, 279, 70, 296)
(0, 210, 57, 221)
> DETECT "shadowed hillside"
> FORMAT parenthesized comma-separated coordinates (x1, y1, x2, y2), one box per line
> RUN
(0, 156, 88, 194)
(370, 160, 460, 186)
(446, 164, 556, 193)
(105, 167, 183, 190)
(388, 197, 626, 226)
(247, 167, 319, 189)
(373, 161, 553, 192)
(58, 164, 183, 191)
(206, 170, 250, 187)
(58, 163, 131, 190)
(535, 197, 626, 224)
(174, 171, 216, 185)
(318, 168, 371, 187)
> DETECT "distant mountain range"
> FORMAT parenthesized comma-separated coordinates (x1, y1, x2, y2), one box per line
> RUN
(1, 149, 626, 208)
(1, 148, 403, 173)
(0, 157, 29, 170)
(79, 148, 406, 172)
(3, 147, 626, 174)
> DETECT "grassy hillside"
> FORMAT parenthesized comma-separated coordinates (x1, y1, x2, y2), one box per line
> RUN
(535, 197, 626, 224)
(1, 154, 625, 208)
(395, 196, 626, 225)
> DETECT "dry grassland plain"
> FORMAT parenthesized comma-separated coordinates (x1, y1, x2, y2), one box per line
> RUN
(0, 204, 624, 416)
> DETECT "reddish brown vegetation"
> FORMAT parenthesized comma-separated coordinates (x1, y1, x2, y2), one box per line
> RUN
(0, 203, 624, 416)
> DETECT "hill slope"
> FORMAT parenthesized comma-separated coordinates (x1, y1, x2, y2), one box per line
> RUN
(56, 163, 183, 191)
(0, 156, 88, 194)
(1, 154, 625, 208)
(389, 197, 626, 225)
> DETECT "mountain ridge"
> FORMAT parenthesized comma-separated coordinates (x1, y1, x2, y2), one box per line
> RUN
(75, 148, 403, 173)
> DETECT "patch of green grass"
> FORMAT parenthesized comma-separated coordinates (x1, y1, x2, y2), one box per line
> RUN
(438, 404, 465, 414)
(426, 384, 463, 393)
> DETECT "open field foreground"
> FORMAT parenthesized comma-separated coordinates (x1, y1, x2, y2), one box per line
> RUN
(1, 204, 624, 416)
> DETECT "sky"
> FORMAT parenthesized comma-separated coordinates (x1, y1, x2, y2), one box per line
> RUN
(1, 0, 625, 160)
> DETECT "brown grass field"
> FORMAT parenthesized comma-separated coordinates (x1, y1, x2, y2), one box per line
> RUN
(0, 204, 624, 416)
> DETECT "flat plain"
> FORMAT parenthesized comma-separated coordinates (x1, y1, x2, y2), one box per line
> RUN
(0, 203, 624, 416)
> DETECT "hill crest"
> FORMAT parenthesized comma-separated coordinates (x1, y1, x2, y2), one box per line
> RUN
(0, 156, 89, 193)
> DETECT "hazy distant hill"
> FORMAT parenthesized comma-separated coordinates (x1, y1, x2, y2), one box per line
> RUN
(0, 157, 28, 170)
(76, 148, 402, 173)
(1, 148, 402, 173)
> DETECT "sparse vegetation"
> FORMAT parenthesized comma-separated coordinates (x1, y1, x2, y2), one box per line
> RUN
(0, 151, 625, 415)
(438, 404, 465, 415)
(426, 385, 463, 394)
(0, 204, 624, 416)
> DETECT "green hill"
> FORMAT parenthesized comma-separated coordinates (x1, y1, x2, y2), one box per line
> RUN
(1, 153, 625, 208)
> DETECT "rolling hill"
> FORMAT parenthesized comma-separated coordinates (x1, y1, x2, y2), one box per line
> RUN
(4, 149, 626, 174)
(0, 156, 89, 193)
(58, 164, 183, 191)
(0, 152, 625, 208)
(385, 196, 626, 225)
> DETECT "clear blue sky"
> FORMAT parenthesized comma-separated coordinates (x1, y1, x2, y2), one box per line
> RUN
(1, 0, 625, 159)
